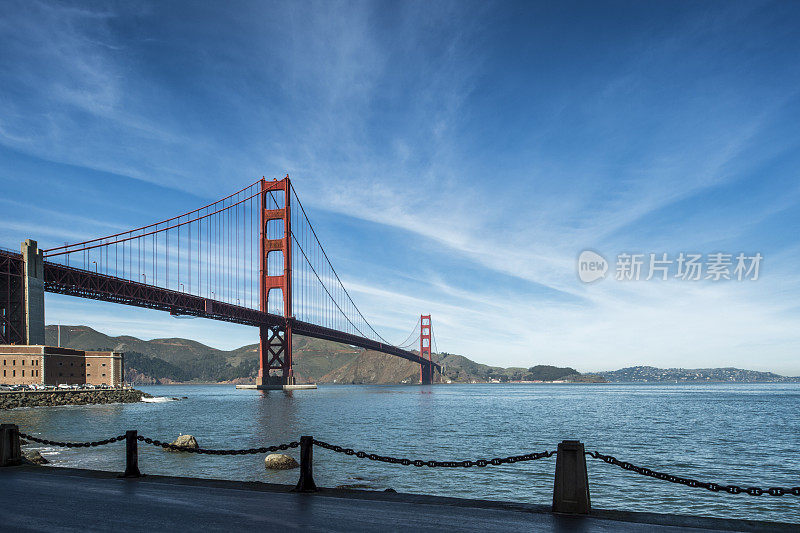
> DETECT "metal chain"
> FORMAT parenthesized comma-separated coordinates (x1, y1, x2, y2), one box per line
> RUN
(16, 429, 799, 496)
(19, 432, 126, 448)
(136, 436, 300, 455)
(312, 439, 555, 467)
(587, 451, 800, 496)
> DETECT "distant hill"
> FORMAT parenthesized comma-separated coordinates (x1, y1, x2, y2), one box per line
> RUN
(434, 354, 602, 383)
(43, 325, 602, 385)
(598, 366, 800, 383)
(48, 326, 795, 384)
(45, 325, 358, 385)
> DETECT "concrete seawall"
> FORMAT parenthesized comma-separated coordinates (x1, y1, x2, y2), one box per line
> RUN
(0, 389, 145, 409)
(0, 465, 794, 532)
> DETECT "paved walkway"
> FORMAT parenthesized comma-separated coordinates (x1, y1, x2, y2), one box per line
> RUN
(0, 466, 790, 532)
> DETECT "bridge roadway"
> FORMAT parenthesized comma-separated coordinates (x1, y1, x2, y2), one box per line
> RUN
(1, 249, 437, 370)
(1, 465, 789, 532)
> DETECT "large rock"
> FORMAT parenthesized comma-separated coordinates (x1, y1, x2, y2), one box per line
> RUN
(170, 434, 199, 450)
(264, 453, 299, 470)
(24, 450, 49, 465)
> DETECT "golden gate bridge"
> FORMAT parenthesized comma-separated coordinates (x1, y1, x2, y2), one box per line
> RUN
(0, 177, 440, 385)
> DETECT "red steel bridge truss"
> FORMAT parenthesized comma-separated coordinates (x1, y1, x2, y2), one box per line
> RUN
(0, 177, 440, 384)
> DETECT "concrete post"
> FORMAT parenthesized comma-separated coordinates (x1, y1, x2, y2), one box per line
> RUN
(21, 239, 45, 346)
(294, 435, 317, 492)
(552, 440, 591, 514)
(0, 424, 22, 467)
(121, 430, 142, 478)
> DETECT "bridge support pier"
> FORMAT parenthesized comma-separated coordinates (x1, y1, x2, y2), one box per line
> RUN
(256, 324, 295, 386)
(21, 239, 45, 346)
(420, 362, 433, 385)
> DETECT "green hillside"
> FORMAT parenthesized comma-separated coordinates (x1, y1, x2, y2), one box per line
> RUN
(44, 325, 602, 385)
(46, 325, 259, 383)
(437, 354, 589, 382)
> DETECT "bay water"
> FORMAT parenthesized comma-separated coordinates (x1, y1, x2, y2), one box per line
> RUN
(4, 383, 799, 524)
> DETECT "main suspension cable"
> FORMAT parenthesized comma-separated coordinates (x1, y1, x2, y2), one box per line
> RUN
(288, 184, 395, 346)
(396, 316, 421, 348)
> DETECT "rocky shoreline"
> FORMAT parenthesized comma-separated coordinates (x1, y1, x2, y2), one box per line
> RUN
(0, 389, 147, 409)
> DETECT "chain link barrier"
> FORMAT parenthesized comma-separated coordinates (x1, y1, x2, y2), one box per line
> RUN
(587, 450, 800, 497)
(312, 439, 555, 467)
(19, 432, 126, 448)
(19, 431, 299, 455)
(136, 436, 299, 455)
(16, 429, 800, 497)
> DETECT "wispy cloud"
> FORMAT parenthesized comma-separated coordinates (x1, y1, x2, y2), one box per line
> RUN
(3, 1, 799, 374)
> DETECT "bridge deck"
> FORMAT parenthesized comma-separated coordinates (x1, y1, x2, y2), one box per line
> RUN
(0, 465, 790, 532)
(44, 260, 436, 367)
(0, 249, 436, 369)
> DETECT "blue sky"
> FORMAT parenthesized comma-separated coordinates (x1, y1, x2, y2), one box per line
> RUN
(1, 1, 799, 374)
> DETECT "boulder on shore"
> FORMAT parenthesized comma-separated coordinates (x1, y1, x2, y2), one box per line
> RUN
(24, 450, 49, 465)
(169, 434, 199, 450)
(264, 453, 299, 470)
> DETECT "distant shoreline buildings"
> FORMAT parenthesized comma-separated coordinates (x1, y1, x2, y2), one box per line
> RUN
(0, 345, 123, 387)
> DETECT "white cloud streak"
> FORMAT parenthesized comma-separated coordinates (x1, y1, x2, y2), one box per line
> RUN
(2, 1, 799, 374)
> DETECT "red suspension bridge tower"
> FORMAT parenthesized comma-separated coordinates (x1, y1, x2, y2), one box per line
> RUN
(258, 177, 294, 386)
(420, 314, 434, 384)
(254, 177, 439, 386)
